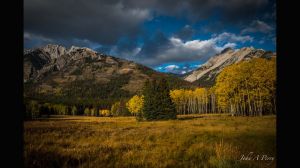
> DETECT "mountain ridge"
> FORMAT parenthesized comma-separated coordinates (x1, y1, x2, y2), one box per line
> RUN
(24, 44, 195, 105)
(24, 44, 276, 105)
(183, 47, 276, 87)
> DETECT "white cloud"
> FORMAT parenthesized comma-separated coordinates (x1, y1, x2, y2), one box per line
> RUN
(145, 32, 252, 65)
(154, 38, 217, 64)
(170, 37, 183, 46)
(222, 43, 237, 48)
(126, 32, 254, 66)
(183, 39, 215, 50)
(165, 65, 180, 71)
(192, 64, 201, 68)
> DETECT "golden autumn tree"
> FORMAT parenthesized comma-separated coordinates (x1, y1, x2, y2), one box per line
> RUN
(169, 58, 275, 116)
(126, 95, 144, 116)
(194, 88, 208, 114)
(170, 88, 212, 115)
(100, 109, 110, 117)
(170, 89, 185, 114)
(214, 58, 276, 116)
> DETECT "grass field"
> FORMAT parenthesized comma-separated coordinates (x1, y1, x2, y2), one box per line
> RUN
(24, 114, 276, 168)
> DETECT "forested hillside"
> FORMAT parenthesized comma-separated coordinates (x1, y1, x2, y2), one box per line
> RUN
(24, 45, 276, 119)
(24, 44, 195, 118)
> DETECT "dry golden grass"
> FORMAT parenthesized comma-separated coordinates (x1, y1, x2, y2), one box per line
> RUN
(24, 114, 276, 168)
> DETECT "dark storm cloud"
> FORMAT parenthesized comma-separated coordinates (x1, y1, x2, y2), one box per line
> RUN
(109, 36, 141, 59)
(25, 0, 274, 46)
(201, 21, 226, 34)
(24, 32, 54, 49)
(126, 0, 271, 22)
(176, 0, 270, 22)
(241, 20, 274, 34)
(94, 45, 112, 55)
(215, 0, 269, 22)
(25, 0, 275, 67)
(123, 0, 186, 17)
(174, 25, 195, 41)
(24, 32, 103, 50)
(25, 0, 151, 45)
(136, 31, 172, 60)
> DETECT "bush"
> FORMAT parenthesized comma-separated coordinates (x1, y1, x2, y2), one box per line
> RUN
(84, 108, 91, 116)
(100, 109, 110, 117)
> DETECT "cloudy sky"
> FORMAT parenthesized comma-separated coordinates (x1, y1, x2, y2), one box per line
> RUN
(24, 0, 276, 74)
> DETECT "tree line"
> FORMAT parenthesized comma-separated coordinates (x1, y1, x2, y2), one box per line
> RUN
(126, 58, 276, 117)
(170, 88, 217, 115)
(25, 58, 276, 119)
(24, 78, 176, 121)
(24, 99, 131, 119)
(170, 58, 276, 116)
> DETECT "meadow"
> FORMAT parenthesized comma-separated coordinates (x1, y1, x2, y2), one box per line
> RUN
(24, 114, 276, 168)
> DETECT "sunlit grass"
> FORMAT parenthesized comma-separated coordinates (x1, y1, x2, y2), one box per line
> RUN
(24, 114, 276, 168)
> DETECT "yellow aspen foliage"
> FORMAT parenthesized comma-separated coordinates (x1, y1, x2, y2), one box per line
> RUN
(169, 58, 275, 116)
(126, 95, 144, 115)
(100, 109, 110, 117)
(170, 88, 210, 114)
(214, 58, 276, 115)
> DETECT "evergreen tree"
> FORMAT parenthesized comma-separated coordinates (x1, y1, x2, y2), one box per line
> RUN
(141, 78, 177, 120)
(157, 78, 177, 119)
(141, 79, 155, 120)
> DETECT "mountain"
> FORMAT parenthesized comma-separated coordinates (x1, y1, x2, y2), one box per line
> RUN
(183, 47, 276, 87)
(24, 44, 195, 106)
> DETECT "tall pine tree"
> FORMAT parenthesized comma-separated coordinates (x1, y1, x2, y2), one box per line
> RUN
(140, 78, 176, 120)
(157, 78, 177, 119)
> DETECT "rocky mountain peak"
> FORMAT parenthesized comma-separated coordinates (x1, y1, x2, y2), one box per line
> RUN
(24, 44, 194, 103)
(40, 44, 67, 59)
(240, 46, 255, 51)
(184, 47, 276, 86)
(68, 45, 93, 53)
(67, 46, 101, 57)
